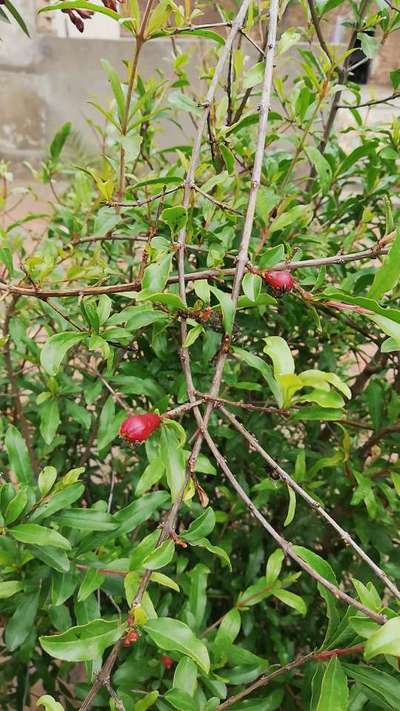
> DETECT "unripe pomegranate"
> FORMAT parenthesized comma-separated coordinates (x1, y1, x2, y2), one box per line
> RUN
(161, 655, 174, 669)
(263, 270, 294, 292)
(120, 413, 161, 443)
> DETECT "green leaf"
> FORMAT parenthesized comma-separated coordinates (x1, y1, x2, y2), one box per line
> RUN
(343, 663, 400, 709)
(150, 571, 180, 592)
(210, 286, 234, 335)
(10, 523, 72, 550)
(5, 592, 39, 650)
(142, 255, 172, 291)
(357, 32, 379, 59)
(213, 608, 241, 660)
(114, 491, 170, 535)
(182, 508, 216, 543)
(37, 694, 65, 711)
(49, 123, 71, 161)
(368, 229, 400, 300)
(277, 29, 302, 56)
(263, 336, 295, 377)
(173, 656, 198, 696)
(38, 466, 57, 496)
(188, 537, 231, 569)
(317, 657, 348, 711)
(168, 91, 202, 116)
(164, 689, 197, 711)
(3, 0, 30, 35)
(266, 549, 285, 585)
(144, 617, 210, 673)
(160, 426, 186, 502)
(5, 425, 33, 484)
(101, 59, 125, 126)
(134, 691, 159, 711)
(364, 617, 400, 660)
(243, 62, 264, 89)
(77, 569, 105, 602)
(306, 147, 332, 192)
(284, 486, 296, 527)
(40, 332, 83, 376)
(273, 588, 307, 615)
(135, 457, 165, 496)
(233, 346, 281, 405)
(30, 483, 84, 521)
(183, 324, 204, 348)
(40, 399, 61, 445)
(0, 580, 24, 599)
(4, 487, 28, 524)
(55, 509, 117, 532)
(39, 619, 124, 662)
(269, 205, 310, 234)
(143, 540, 175, 570)
(242, 273, 262, 302)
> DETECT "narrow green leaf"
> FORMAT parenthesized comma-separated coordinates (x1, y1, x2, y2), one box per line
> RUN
(317, 657, 348, 711)
(40, 332, 83, 376)
(144, 617, 210, 673)
(10, 523, 72, 551)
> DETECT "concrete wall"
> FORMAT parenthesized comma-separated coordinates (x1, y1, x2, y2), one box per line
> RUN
(0, 1, 398, 167)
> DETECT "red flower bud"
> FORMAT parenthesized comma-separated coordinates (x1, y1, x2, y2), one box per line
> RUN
(161, 655, 174, 669)
(120, 413, 161, 443)
(123, 629, 139, 647)
(263, 270, 294, 292)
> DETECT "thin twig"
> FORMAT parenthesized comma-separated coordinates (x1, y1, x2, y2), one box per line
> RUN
(200, 423, 386, 623)
(0, 240, 391, 300)
(217, 644, 364, 709)
(337, 92, 400, 109)
(307, 0, 334, 65)
(220, 406, 400, 601)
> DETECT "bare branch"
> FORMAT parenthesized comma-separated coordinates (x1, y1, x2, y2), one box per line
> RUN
(220, 406, 400, 601)
(199, 421, 386, 623)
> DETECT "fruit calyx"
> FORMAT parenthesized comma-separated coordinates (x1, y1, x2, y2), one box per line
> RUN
(262, 269, 294, 292)
(119, 413, 162, 443)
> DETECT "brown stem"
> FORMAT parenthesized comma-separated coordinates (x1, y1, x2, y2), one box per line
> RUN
(307, 0, 334, 64)
(78, 640, 123, 711)
(337, 92, 400, 109)
(217, 644, 364, 709)
(0, 239, 392, 300)
(199, 423, 386, 623)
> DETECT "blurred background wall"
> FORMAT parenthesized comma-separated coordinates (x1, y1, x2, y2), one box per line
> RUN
(0, 1, 398, 167)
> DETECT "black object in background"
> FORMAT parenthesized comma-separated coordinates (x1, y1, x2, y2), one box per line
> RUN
(348, 30, 375, 85)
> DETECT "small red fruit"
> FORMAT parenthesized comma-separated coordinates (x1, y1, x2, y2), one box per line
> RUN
(120, 413, 161, 443)
(161, 655, 174, 669)
(263, 270, 294, 292)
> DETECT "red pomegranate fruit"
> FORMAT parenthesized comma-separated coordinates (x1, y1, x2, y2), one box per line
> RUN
(263, 270, 294, 292)
(120, 413, 161, 443)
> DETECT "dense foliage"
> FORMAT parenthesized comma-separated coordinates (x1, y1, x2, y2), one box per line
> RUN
(1, 1, 400, 710)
